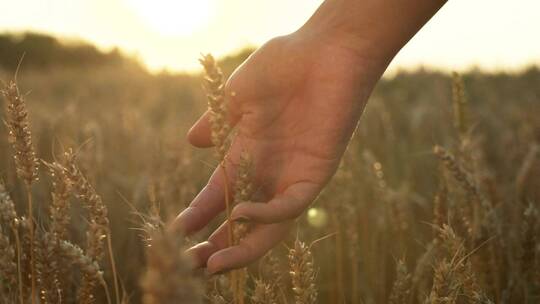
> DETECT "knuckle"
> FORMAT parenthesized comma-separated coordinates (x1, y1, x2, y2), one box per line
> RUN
(275, 194, 305, 220)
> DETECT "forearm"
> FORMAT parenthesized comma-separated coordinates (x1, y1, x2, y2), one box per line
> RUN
(299, 0, 447, 65)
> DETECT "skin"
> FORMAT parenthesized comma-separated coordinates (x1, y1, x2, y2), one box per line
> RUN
(171, 0, 447, 274)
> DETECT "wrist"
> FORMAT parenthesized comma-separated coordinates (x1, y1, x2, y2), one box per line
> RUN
(294, 19, 392, 77)
(296, 2, 395, 68)
(296, 0, 446, 69)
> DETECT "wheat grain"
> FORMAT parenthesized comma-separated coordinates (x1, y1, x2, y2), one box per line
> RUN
(232, 152, 254, 243)
(62, 149, 109, 303)
(1, 81, 39, 186)
(231, 152, 255, 304)
(2, 80, 39, 304)
(35, 232, 61, 304)
(0, 224, 18, 298)
(251, 278, 279, 304)
(42, 161, 73, 301)
(199, 53, 230, 161)
(43, 161, 72, 241)
(288, 238, 317, 304)
(52, 235, 110, 303)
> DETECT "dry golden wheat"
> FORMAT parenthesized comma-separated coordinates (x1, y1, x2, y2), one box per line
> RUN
(200, 53, 231, 161)
(288, 239, 317, 304)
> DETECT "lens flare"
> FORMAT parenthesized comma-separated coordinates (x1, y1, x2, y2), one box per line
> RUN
(125, 0, 214, 37)
(307, 207, 328, 228)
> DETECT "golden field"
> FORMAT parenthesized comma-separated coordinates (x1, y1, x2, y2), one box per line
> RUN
(0, 37, 539, 303)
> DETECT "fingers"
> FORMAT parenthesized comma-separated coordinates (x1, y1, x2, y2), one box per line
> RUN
(168, 162, 236, 235)
(182, 182, 319, 273)
(230, 181, 321, 224)
(207, 222, 291, 274)
(187, 111, 214, 148)
(186, 221, 230, 268)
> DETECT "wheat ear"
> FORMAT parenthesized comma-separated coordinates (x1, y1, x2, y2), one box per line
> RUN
(199, 54, 231, 161)
(231, 152, 255, 304)
(199, 54, 234, 243)
(0, 183, 24, 304)
(288, 238, 317, 304)
(0, 224, 18, 301)
(42, 160, 74, 301)
(2, 80, 39, 304)
(62, 149, 118, 304)
(199, 54, 239, 300)
(52, 234, 111, 304)
(251, 278, 279, 304)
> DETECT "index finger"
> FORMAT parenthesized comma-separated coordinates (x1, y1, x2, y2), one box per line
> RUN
(206, 221, 293, 274)
(168, 158, 237, 235)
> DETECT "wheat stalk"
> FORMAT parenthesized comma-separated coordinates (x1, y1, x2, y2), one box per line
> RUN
(199, 54, 244, 302)
(2, 80, 39, 304)
(52, 235, 111, 304)
(35, 231, 61, 304)
(42, 160, 73, 300)
(1, 81, 39, 186)
(430, 225, 491, 303)
(433, 145, 480, 237)
(43, 160, 72, 241)
(232, 152, 254, 243)
(0, 224, 18, 300)
(231, 152, 255, 304)
(199, 53, 234, 243)
(199, 53, 231, 161)
(62, 149, 119, 304)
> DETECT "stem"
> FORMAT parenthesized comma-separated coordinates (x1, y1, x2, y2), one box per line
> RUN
(220, 163, 238, 303)
(107, 234, 120, 304)
(237, 270, 245, 304)
(220, 164, 233, 248)
(13, 226, 23, 304)
(333, 214, 344, 304)
(100, 277, 112, 304)
(26, 185, 36, 304)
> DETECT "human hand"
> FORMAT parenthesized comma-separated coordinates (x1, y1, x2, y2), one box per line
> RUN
(171, 29, 388, 274)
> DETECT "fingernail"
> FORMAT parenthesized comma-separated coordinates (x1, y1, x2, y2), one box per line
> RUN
(208, 268, 229, 276)
(231, 215, 251, 223)
(170, 207, 194, 234)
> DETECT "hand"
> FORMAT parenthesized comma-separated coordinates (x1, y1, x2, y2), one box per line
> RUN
(171, 30, 388, 274)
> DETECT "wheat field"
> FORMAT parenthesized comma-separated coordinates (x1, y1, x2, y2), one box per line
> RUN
(0, 52, 539, 304)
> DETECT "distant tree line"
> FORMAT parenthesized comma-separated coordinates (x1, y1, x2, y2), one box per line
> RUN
(0, 32, 138, 71)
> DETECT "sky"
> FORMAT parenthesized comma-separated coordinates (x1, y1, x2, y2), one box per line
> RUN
(0, 0, 539, 73)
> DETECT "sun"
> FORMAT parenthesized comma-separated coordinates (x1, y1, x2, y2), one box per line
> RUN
(125, 0, 214, 37)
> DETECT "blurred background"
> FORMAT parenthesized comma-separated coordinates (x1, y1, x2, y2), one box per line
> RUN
(1, 0, 539, 72)
(0, 1, 539, 303)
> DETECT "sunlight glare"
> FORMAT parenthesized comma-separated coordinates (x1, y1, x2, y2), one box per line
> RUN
(125, 0, 214, 37)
